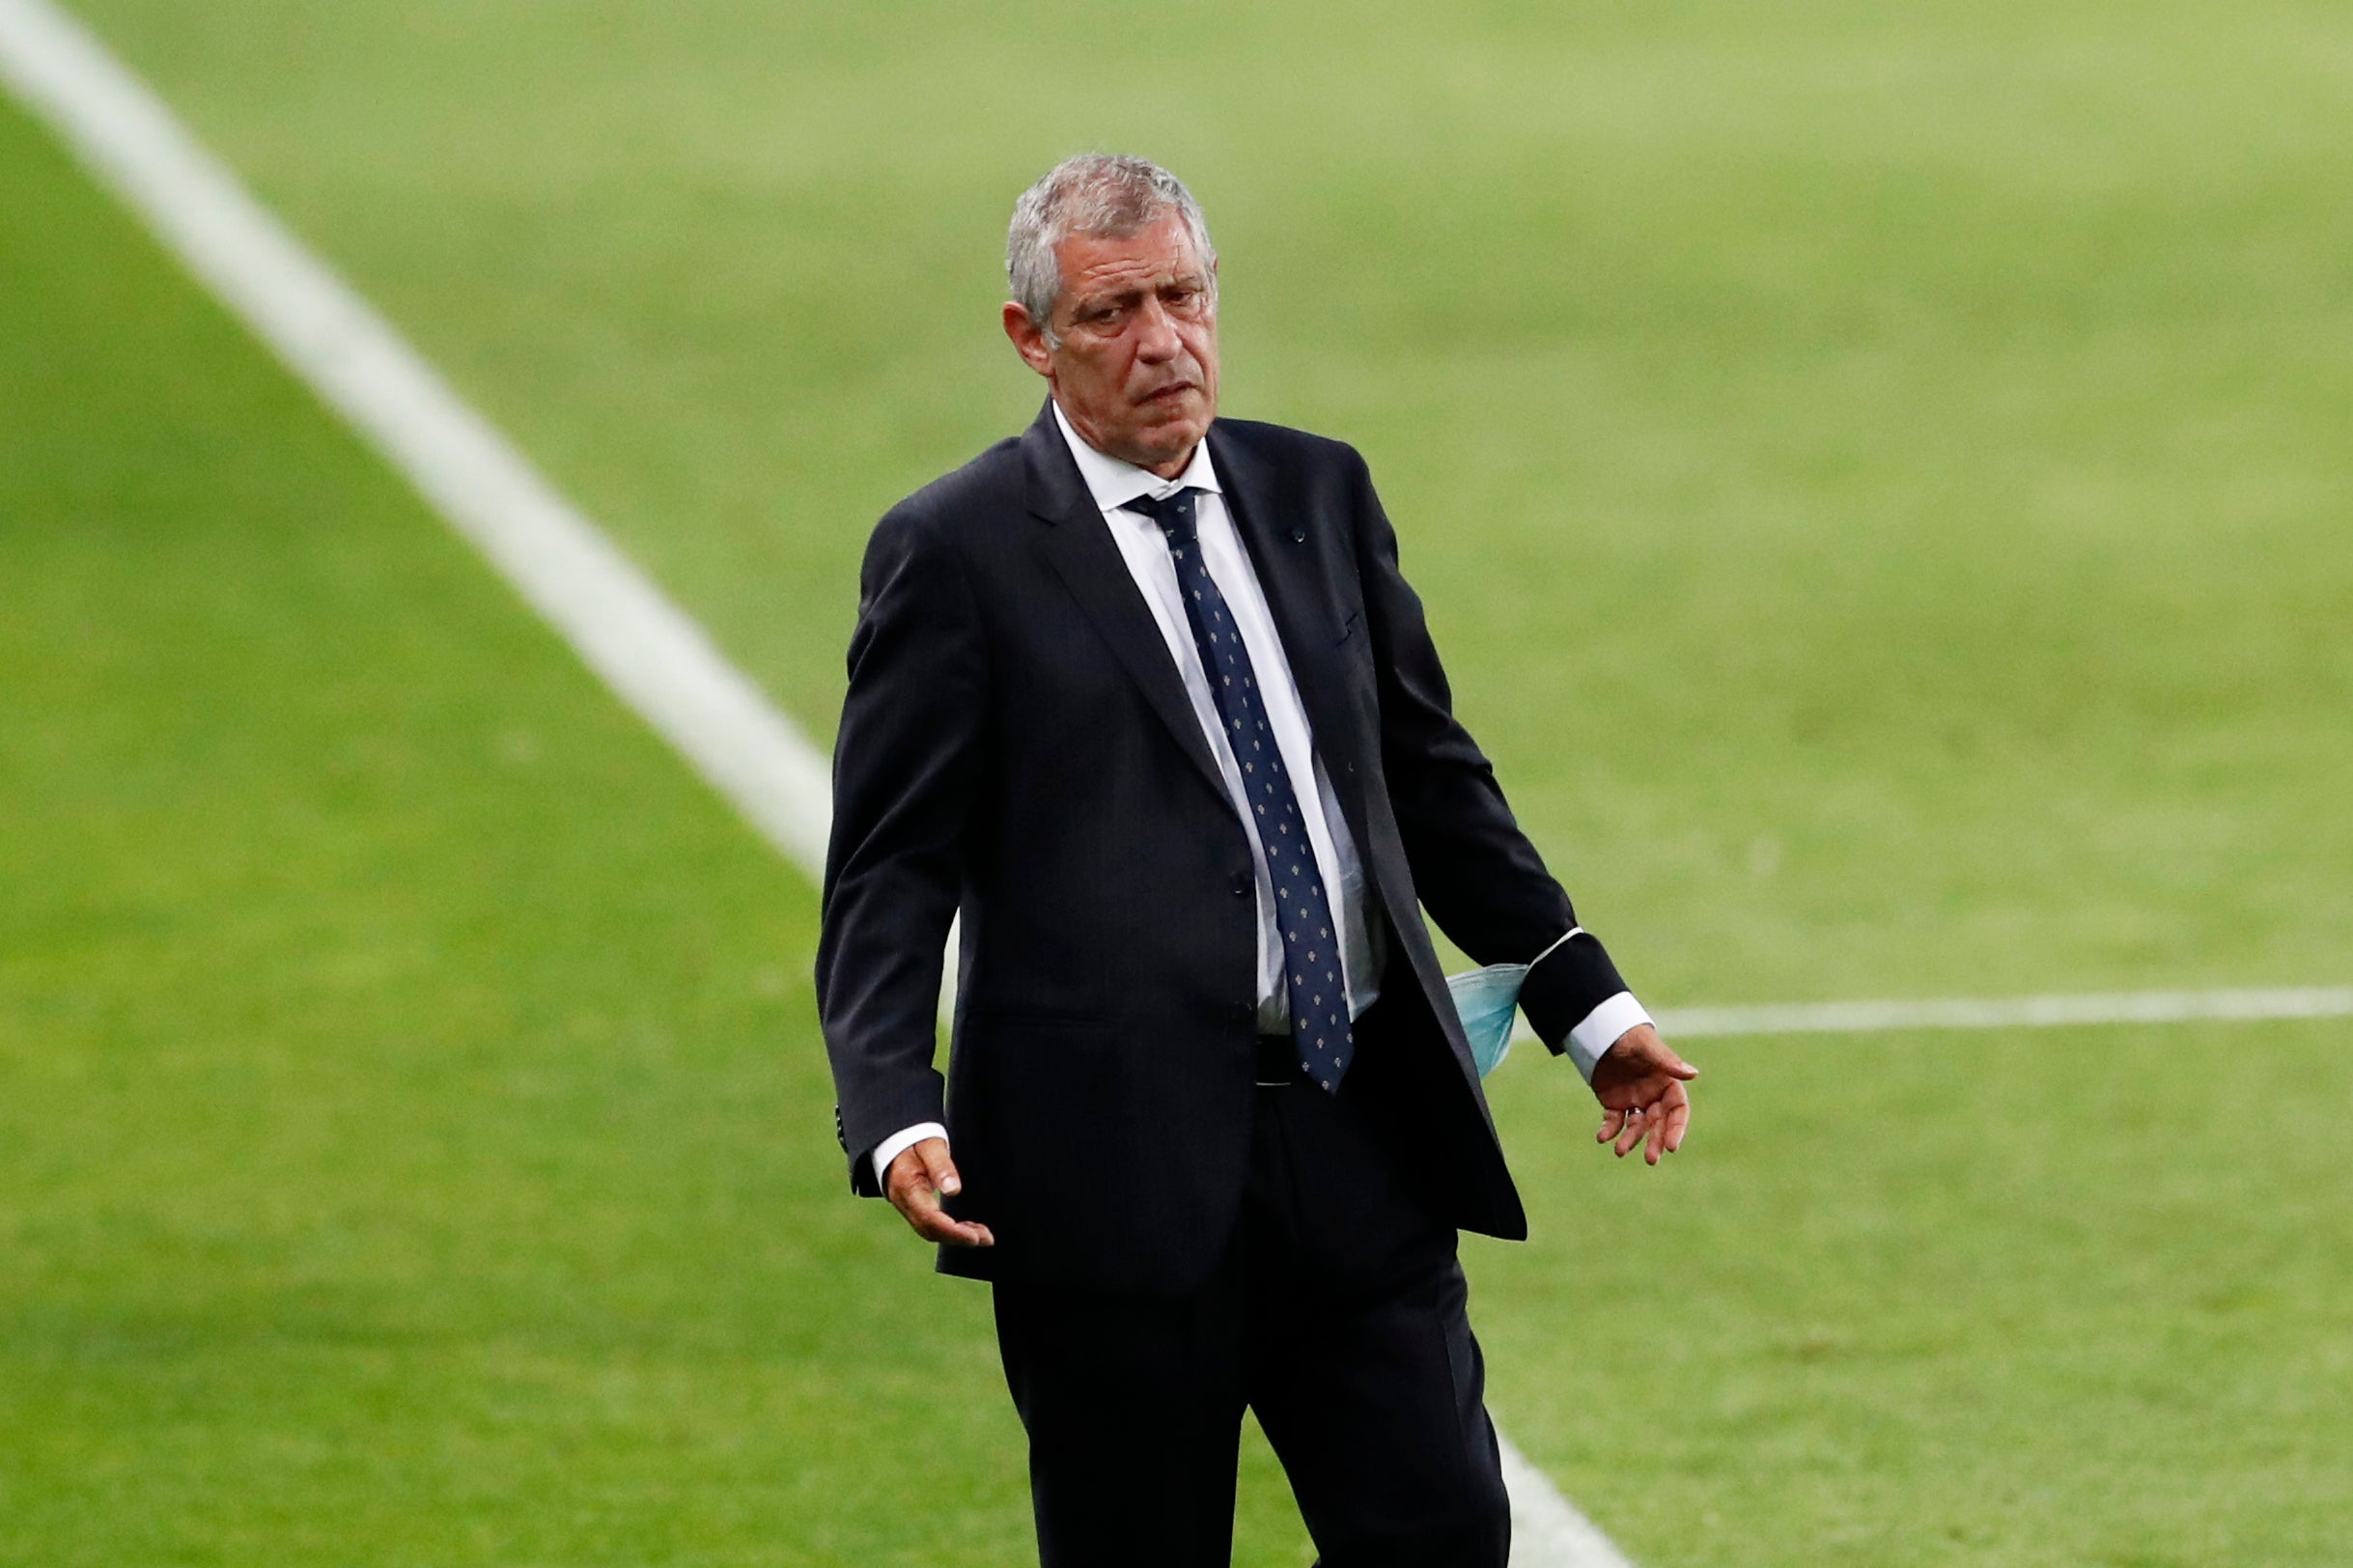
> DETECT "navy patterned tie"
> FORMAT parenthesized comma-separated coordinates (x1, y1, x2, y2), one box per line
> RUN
(1124, 487, 1353, 1093)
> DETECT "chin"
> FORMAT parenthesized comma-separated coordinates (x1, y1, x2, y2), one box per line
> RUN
(1145, 406, 1212, 447)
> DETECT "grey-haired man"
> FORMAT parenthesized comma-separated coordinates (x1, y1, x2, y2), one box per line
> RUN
(819, 154, 1695, 1566)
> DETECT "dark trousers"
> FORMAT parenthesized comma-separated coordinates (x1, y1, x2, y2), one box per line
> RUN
(992, 1056, 1512, 1567)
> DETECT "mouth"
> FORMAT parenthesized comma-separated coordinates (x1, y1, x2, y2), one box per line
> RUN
(1139, 381, 1197, 406)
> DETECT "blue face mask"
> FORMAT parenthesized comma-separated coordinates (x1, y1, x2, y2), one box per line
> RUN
(1446, 962, 1529, 1078)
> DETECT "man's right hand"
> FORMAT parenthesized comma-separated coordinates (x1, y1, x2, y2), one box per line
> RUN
(884, 1136, 995, 1247)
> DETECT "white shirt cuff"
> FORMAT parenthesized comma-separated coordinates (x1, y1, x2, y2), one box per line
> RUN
(871, 1121, 948, 1190)
(1565, 992, 1652, 1082)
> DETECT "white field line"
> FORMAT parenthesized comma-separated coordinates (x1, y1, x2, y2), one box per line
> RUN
(0, 0, 834, 882)
(8, 5, 2342, 1563)
(1657, 986, 2353, 1039)
(1498, 1432, 1636, 1568)
(1508, 986, 2353, 1047)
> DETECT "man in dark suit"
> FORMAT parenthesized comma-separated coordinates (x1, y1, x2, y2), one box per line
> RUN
(818, 154, 1696, 1567)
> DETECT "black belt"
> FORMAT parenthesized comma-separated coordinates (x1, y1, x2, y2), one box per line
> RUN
(1254, 1033, 1303, 1087)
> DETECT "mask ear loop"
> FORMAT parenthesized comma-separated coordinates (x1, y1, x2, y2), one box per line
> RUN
(1528, 926, 1584, 969)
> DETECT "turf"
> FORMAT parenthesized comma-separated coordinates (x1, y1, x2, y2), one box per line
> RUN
(0, 97, 1054, 1566)
(53, 0, 2353, 1005)
(1475, 1023, 2353, 1565)
(8, 0, 2353, 1560)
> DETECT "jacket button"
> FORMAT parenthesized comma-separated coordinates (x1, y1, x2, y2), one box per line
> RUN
(1229, 870, 1250, 897)
(1230, 1001, 1255, 1023)
(1288, 526, 1308, 544)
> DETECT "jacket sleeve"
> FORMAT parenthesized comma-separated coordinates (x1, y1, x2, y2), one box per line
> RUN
(1343, 447, 1632, 1055)
(816, 501, 987, 1192)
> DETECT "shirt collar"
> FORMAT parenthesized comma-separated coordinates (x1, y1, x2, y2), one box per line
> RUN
(1050, 398, 1221, 516)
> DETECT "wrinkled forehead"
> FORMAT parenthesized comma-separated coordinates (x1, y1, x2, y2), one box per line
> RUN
(1053, 217, 1211, 307)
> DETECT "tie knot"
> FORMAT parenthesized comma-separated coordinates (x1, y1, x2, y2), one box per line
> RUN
(1124, 487, 1204, 544)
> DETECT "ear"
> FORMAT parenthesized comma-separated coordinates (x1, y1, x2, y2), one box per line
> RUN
(1002, 302, 1054, 378)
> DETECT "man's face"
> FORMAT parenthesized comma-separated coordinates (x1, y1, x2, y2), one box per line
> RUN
(1003, 215, 1219, 478)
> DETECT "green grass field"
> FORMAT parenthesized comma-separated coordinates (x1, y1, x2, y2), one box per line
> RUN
(5, 2, 2350, 1562)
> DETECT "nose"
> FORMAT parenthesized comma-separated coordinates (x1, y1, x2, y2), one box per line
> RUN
(1133, 296, 1182, 363)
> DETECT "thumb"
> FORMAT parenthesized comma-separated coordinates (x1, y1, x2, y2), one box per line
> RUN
(917, 1137, 961, 1197)
(1634, 1033, 1699, 1080)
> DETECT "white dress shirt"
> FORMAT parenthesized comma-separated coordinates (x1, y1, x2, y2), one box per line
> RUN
(1053, 401, 1381, 1036)
(870, 406, 1649, 1185)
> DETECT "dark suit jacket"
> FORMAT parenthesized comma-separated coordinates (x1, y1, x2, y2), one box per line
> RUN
(816, 400, 1630, 1295)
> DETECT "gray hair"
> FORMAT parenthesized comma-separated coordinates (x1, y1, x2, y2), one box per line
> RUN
(1006, 154, 1218, 342)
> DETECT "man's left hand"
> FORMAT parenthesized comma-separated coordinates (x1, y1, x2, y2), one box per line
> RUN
(1589, 1023, 1697, 1165)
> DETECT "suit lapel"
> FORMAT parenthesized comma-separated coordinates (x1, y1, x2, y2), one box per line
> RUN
(1209, 430, 1377, 853)
(1022, 404, 1235, 813)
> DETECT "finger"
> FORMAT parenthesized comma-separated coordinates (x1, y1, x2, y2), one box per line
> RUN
(1596, 1107, 1627, 1144)
(882, 1145, 930, 1207)
(895, 1183, 994, 1247)
(1604, 1026, 1700, 1083)
(1662, 1084, 1692, 1155)
(884, 1145, 969, 1236)
(1640, 1083, 1680, 1163)
(1632, 1029, 1701, 1081)
(915, 1136, 961, 1198)
(926, 1213, 995, 1247)
(1613, 1105, 1648, 1159)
